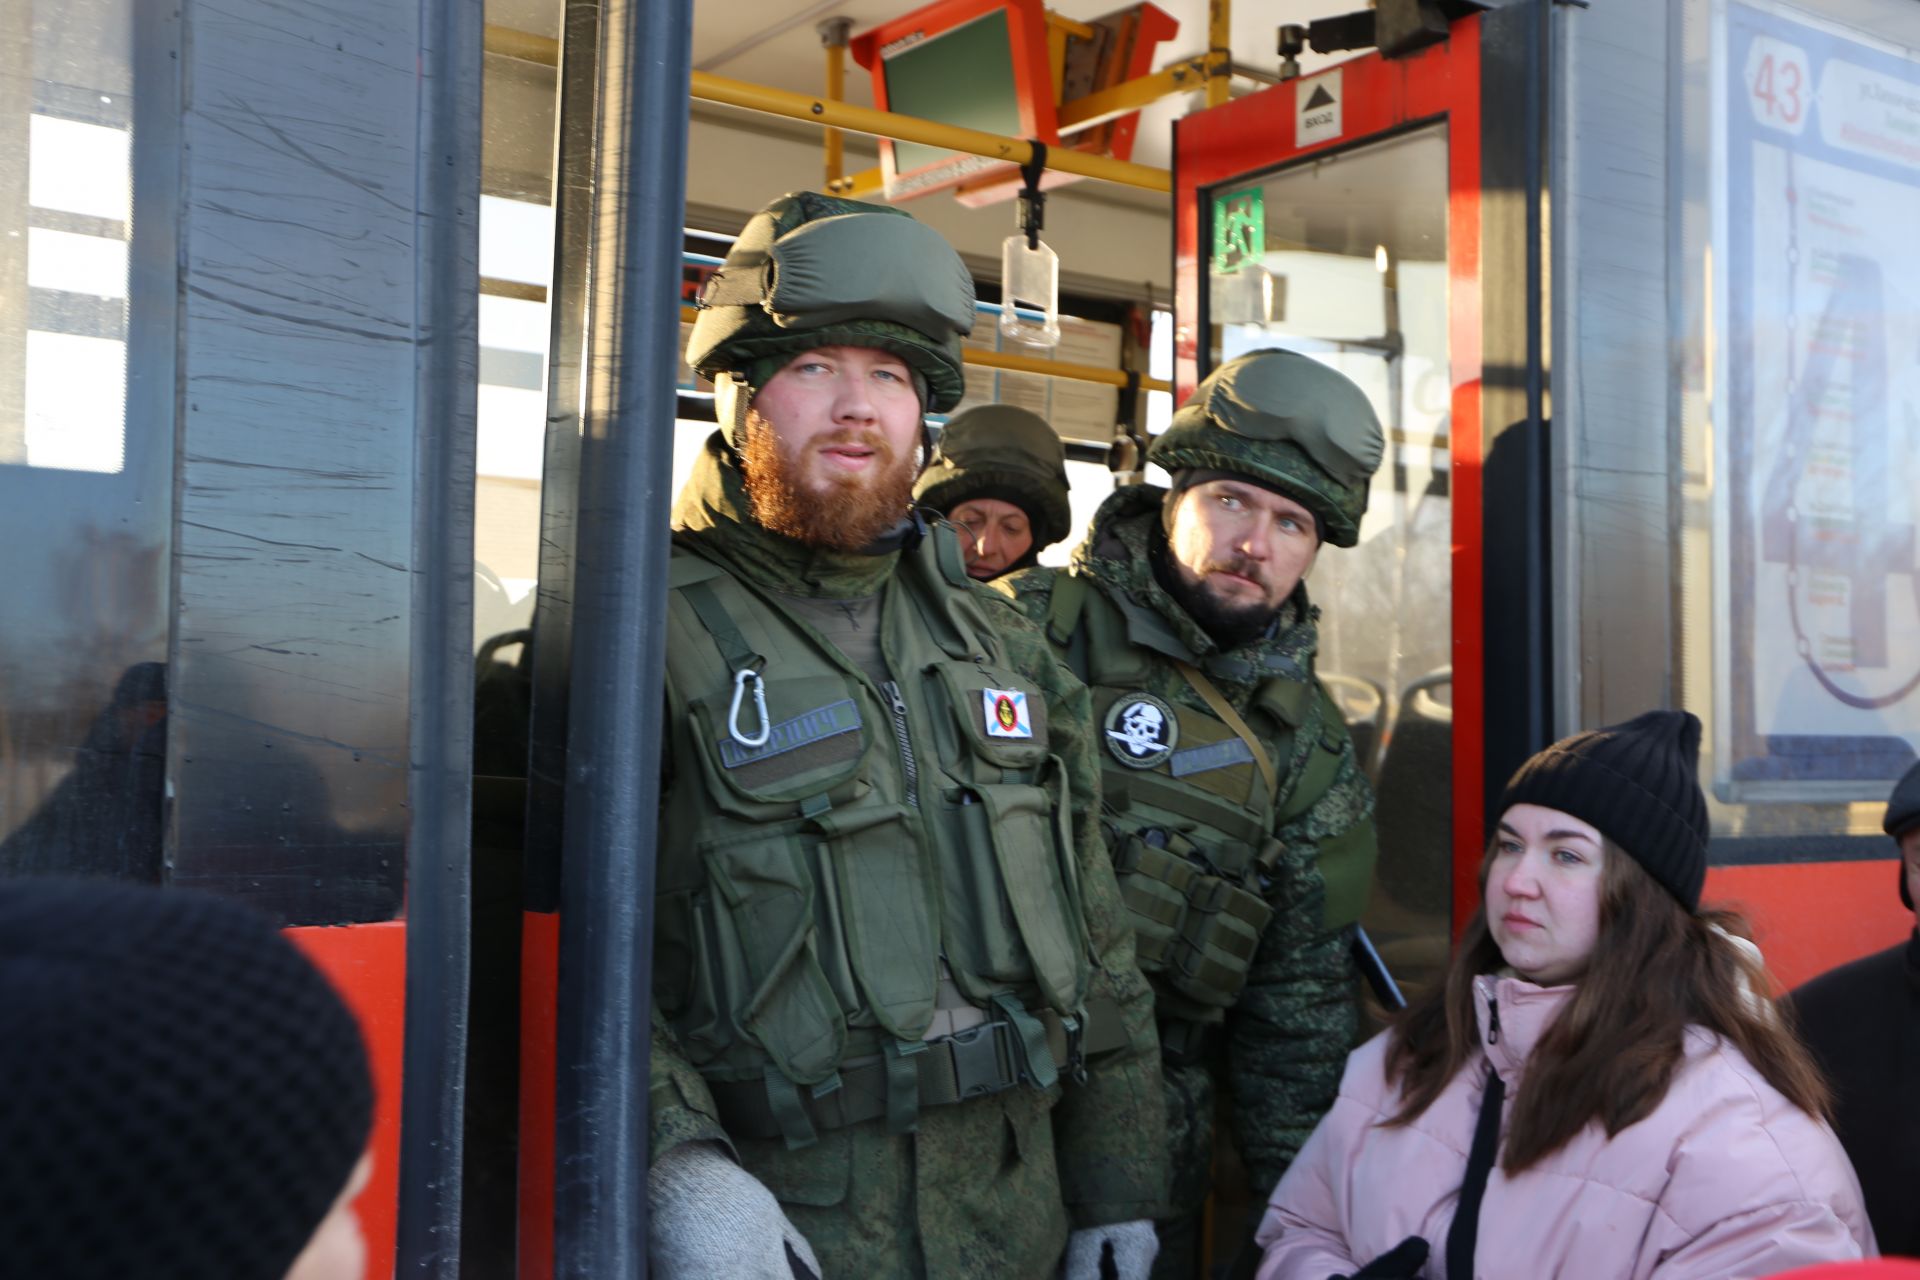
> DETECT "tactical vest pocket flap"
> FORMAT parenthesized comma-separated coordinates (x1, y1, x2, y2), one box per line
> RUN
(692, 674, 872, 806)
(932, 662, 1050, 770)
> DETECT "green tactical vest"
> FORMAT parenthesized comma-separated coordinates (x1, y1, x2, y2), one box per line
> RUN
(655, 521, 1095, 1147)
(1045, 575, 1350, 1029)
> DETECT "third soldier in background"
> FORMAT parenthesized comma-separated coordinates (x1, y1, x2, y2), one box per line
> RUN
(914, 403, 1074, 582)
(993, 349, 1384, 1279)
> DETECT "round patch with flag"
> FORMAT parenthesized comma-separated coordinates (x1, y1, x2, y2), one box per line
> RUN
(1104, 694, 1178, 769)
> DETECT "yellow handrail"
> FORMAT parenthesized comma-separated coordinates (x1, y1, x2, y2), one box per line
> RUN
(674, 305, 1170, 394)
(690, 70, 1171, 193)
(1207, 0, 1233, 109)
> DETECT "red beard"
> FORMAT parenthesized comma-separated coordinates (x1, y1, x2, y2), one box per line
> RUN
(740, 414, 918, 552)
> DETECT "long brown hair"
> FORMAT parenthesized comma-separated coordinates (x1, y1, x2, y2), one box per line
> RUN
(1382, 837, 1831, 1173)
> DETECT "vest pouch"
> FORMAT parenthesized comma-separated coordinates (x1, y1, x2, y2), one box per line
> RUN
(655, 885, 729, 1061)
(689, 674, 873, 814)
(1111, 835, 1198, 974)
(703, 820, 847, 1084)
(808, 799, 939, 1042)
(930, 661, 1050, 773)
(1165, 876, 1274, 1010)
(969, 773, 1088, 1014)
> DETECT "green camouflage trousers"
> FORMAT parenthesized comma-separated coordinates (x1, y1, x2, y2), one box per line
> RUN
(1150, 1061, 1215, 1280)
(736, 1085, 1070, 1280)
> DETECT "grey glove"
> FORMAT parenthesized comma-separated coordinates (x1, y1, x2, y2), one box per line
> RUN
(1062, 1218, 1158, 1280)
(648, 1140, 822, 1279)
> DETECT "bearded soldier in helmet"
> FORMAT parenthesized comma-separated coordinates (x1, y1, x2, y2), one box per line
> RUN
(647, 191, 1166, 1280)
(913, 404, 1074, 582)
(993, 349, 1384, 1279)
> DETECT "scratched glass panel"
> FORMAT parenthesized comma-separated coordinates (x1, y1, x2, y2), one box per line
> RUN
(0, 0, 167, 881)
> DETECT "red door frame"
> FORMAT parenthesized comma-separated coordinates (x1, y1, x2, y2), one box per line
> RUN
(1173, 23, 1486, 934)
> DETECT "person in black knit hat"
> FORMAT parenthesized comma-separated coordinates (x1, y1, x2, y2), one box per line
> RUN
(1788, 757, 1920, 1258)
(0, 878, 376, 1280)
(1252, 709, 1871, 1280)
(1493, 708, 1712, 910)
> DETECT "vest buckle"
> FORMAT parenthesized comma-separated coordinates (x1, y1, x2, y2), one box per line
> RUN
(946, 1022, 1017, 1100)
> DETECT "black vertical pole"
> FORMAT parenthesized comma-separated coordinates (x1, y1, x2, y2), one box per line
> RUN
(1480, 0, 1555, 812)
(396, 0, 482, 1268)
(553, 0, 691, 1276)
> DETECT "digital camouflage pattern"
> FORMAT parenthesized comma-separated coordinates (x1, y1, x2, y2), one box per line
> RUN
(993, 483, 1375, 1263)
(1147, 349, 1385, 548)
(648, 443, 1167, 1279)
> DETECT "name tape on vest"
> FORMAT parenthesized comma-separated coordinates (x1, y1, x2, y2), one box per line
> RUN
(1168, 736, 1257, 779)
(983, 688, 1034, 739)
(718, 698, 861, 769)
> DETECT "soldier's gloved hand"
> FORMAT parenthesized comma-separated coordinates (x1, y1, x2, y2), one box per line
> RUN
(1062, 1219, 1158, 1280)
(648, 1140, 823, 1279)
(1332, 1234, 1429, 1280)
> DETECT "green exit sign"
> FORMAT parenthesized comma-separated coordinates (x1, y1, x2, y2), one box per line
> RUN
(1211, 187, 1265, 276)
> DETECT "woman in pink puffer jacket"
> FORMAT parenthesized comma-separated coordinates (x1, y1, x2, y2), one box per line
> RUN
(1256, 711, 1873, 1280)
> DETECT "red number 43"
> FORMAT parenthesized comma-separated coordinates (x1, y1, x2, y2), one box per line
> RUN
(1753, 53, 1805, 125)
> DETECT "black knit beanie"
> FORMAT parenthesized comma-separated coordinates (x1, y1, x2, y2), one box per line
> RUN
(0, 878, 376, 1280)
(1886, 759, 1920, 910)
(1495, 710, 1711, 911)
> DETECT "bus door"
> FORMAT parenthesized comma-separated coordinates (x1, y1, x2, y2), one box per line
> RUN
(1174, 6, 1550, 1010)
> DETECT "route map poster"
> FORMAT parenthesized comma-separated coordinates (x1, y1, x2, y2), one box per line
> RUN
(1720, 2, 1920, 798)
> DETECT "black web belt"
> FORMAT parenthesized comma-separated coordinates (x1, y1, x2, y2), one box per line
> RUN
(707, 997, 1129, 1141)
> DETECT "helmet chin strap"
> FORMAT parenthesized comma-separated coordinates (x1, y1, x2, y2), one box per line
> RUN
(715, 371, 755, 450)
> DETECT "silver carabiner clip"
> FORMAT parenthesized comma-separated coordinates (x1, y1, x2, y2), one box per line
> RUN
(728, 667, 771, 748)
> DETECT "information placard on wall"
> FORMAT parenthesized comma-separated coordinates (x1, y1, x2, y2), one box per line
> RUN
(1717, 1, 1920, 799)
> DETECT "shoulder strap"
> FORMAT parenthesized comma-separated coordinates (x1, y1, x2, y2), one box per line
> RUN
(1274, 684, 1347, 826)
(1172, 658, 1277, 806)
(897, 523, 996, 662)
(681, 579, 762, 674)
(1045, 574, 1090, 648)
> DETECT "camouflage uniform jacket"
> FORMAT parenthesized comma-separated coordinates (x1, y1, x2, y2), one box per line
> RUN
(993, 483, 1375, 1191)
(648, 437, 1166, 1278)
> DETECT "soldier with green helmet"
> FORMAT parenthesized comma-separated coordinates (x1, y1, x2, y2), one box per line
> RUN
(913, 404, 1074, 581)
(648, 191, 1167, 1280)
(991, 348, 1384, 1279)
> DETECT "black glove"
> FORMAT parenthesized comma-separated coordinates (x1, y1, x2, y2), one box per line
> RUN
(1334, 1235, 1430, 1280)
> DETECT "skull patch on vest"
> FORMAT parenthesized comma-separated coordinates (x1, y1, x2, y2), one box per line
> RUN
(1104, 693, 1179, 769)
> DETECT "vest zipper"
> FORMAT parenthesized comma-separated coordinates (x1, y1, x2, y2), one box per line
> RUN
(881, 679, 920, 808)
(1486, 993, 1501, 1044)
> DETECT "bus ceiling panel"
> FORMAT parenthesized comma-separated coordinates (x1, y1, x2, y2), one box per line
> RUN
(688, 0, 1401, 174)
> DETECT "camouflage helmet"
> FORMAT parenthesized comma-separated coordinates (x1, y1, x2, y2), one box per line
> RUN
(913, 404, 1073, 551)
(685, 191, 976, 414)
(1148, 348, 1384, 547)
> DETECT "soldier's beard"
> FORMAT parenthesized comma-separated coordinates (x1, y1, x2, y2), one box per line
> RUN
(1152, 535, 1279, 649)
(740, 413, 918, 552)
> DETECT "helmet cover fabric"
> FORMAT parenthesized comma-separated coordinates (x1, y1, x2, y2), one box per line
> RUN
(1149, 348, 1384, 547)
(914, 404, 1073, 550)
(687, 192, 975, 412)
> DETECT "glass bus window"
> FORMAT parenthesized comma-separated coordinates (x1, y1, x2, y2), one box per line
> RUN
(9, 111, 132, 475)
(1204, 123, 1454, 1005)
(1, 0, 166, 888)
(1672, 0, 1920, 852)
